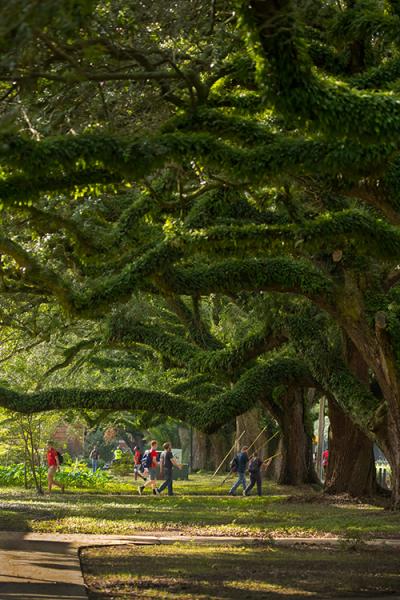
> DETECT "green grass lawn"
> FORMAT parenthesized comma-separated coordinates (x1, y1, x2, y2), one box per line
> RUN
(81, 542, 400, 599)
(0, 473, 399, 539)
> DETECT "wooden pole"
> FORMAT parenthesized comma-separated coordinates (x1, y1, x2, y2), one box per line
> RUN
(263, 451, 282, 463)
(212, 430, 246, 478)
(247, 425, 268, 453)
(260, 429, 280, 452)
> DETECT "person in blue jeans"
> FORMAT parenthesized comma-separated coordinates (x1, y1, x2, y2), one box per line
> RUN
(156, 442, 182, 496)
(89, 445, 100, 473)
(228, 446, 249, 495)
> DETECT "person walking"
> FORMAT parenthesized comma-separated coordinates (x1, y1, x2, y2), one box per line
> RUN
(46, 440, 65, 494)
(156, 442, 182, 496)
(138, 440, 159, 495)
(89, 445, 100, 473)
(244, 453, 272, 496)
(133, 446, 146, 482)
(228, 446, 249, 496)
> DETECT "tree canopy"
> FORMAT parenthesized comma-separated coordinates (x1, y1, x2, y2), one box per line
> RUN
(1, 0, 400, 505)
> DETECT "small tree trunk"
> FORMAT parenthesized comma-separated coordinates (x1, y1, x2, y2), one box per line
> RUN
(209, 432, 230, 470)
(277, 390, 319, 485)
(23, 454, 28, 490)
(325, 399, 376, 496)
(191, 429, 207, 470)
(178, 426, 191, 464)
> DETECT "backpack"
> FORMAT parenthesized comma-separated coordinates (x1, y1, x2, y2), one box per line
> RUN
(56, 451, 63, 465)
(249, 458, 260, 473)
(141, 450, 153, 470)
(229, 455, 239, 473)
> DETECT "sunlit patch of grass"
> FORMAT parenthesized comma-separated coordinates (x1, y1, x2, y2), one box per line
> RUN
(0, 475, 399, 538)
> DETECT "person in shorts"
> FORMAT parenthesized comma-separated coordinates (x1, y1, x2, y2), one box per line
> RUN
(138, 440, 159, 495)
(46, 440, 65, 494)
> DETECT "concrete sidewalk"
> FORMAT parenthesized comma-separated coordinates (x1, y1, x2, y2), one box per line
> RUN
(1, 531, 400, 599)
(0, 532, 87, 599)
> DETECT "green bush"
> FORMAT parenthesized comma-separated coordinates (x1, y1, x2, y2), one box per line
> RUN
(0, 463, 112, 489)
(110, 453, 134, 476)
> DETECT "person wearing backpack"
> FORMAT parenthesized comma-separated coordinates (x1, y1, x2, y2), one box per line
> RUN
(138, 440, 159, 495)
(133, 446, 146, 482)
(156, 442, 182, 496)
(46, 440, 65, 494)
(244, 453, 273, 496)
(228, 446, 249, 496)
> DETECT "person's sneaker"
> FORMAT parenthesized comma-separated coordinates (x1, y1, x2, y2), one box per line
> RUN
(138, 485, 144, 495)
(153, 488, 160, 495)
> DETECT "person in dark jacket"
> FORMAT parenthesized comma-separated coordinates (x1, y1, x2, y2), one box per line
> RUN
(244, 453, 273, 496)
(228, 446, 249, 496)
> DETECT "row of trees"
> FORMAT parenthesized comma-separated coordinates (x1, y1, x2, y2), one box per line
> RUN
(0, 0, 399, 505)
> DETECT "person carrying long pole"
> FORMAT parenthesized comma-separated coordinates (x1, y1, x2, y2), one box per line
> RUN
(222, 427, 279, 485)
(243, 451, 282, 497)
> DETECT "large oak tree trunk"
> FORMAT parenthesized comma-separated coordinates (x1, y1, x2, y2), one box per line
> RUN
(325, 399, 376, 496)
(343, 317, 400, 508)
(375, 410, 400, 509)
(324, 339, 376, 496)
(372, 329, 400, 509)
(276, 389, 319, 485)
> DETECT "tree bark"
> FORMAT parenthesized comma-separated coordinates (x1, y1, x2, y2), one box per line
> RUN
(324, 338, 377, 496)
(178, 426, 191, 464)
(276, 389, 319, 485)
(191, 429, 208, 470)
(340, 322, 400, 507)
(325, 398, 376, 496)
(191, 428, 231, 470)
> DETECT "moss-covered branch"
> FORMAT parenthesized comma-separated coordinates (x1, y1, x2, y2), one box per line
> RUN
(0, 355, 315, 432)
(239, 0, 400, 141)
(165, 257, 333, 306)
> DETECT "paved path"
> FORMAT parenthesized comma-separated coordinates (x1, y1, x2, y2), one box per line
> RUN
(0, 532, 87, 599)
(1, 532, 400, 599)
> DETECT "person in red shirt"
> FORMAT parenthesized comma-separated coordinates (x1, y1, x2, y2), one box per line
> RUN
(46, 441, 65, 494)
(138, 440, 159, 495)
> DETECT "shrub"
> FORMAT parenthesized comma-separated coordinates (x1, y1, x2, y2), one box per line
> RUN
(0, 463, 112, 489)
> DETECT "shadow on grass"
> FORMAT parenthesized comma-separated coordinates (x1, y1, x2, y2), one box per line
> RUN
(81, 543, 400, 599)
